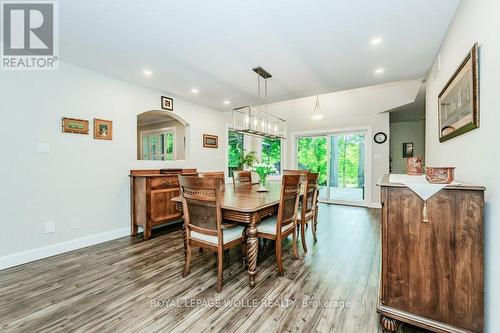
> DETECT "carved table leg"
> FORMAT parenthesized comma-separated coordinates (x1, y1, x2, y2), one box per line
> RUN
(246, 212, 260, 287)
(380, 315, 401, 333)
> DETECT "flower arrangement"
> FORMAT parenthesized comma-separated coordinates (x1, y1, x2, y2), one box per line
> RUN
(252, 162, 277, 191)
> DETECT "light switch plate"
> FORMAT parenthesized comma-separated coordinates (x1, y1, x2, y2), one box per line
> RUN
(36, 143, 50, 153)
(71, 218, 79, 229)
(45, 221, 55, 234)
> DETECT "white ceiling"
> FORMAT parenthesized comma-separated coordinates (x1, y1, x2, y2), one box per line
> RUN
(59, 0, 460, 111)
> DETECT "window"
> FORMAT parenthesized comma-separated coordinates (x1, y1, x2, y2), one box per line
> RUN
(261, 138, 281, 175)
(140, 128, 175, 160)
(228, 130, 244, 177)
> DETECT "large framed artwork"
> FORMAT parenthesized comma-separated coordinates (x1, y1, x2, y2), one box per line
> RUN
(438, 43, 479, 142)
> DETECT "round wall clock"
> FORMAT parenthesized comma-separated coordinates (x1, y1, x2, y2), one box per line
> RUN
(374, 132, 387, 144)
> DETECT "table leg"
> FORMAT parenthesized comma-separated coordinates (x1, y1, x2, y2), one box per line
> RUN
(246, 212, 260, 287)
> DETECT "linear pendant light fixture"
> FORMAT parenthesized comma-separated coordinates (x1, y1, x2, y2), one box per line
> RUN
(309, 95, 325, 121)
(232, 66, 286, 139)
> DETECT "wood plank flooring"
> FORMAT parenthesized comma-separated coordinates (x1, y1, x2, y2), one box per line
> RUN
(0, 204, 426, 333)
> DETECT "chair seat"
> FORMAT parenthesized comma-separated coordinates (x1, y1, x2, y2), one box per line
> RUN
(257, 216, 294, 235)
(297, 207, 313, 220)
(191, 225, 245, 245)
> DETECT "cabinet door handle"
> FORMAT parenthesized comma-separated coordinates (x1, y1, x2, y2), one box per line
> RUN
(163, 181, 172, 186)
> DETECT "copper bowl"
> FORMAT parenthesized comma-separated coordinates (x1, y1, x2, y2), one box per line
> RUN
(425, 167, 455, 184)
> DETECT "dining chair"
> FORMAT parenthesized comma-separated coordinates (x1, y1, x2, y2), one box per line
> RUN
(232, 170, 253, 187)
(257, 174, 301, 275)
(283, 169, 308, 184)
(179, 175, 246, 292)
(297, 172, 319, 252)
(198, 171, 225, 190)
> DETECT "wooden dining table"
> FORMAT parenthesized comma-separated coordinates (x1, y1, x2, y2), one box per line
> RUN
(172, 181, 288, 287)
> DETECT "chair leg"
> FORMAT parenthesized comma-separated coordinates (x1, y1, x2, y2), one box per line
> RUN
(301, 222, 308, 253)
(224, 249, 230, 267)
(183, 244, 192, 277)
(275, 238, 284, 276)
(312, 216, 318, 242)
(292, 227, 299, 259)
(216, 248, 224, 292)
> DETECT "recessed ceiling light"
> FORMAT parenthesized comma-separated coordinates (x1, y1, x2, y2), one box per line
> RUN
(370, 37, 383, 45)
(191, 88, 199, 94)
(142, 69, 152, 76)
(374, 68, 385, 74)
(223, 100, 230, 105)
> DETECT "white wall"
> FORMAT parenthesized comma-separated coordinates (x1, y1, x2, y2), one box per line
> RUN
(0, 62, 227, 260)
(390, 120, 425, 174)
(425, 0, 500, 331)
(262, 80, 422, 205)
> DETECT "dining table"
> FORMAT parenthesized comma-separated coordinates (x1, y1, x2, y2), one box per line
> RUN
(172, 181, 304, 287)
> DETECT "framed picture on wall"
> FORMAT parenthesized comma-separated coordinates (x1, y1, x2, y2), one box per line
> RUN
(402, 142, 414, 158)
(438, 43, 479, 142)
(203, 134, 218, 148)
(62, 117, 89, 135)
(94, 119, 113, 140)
(161, 96, 174, 111)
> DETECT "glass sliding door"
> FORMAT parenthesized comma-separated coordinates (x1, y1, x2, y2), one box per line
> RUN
(328, 133, 365, 202)
(296, 136, 328, 199)
(295, 131, 367, 204)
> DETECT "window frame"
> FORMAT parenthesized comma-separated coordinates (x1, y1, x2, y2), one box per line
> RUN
(139, 126, 177, 161)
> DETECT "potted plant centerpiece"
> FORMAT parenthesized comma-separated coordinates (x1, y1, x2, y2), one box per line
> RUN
(252, 162, 277, 192)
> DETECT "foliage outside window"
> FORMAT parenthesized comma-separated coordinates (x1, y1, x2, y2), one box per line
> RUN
(228, 130, 244, 177)
(332, 134, 364, 188)
(261, 138, 281, 175)
(297, 136, 328, 185)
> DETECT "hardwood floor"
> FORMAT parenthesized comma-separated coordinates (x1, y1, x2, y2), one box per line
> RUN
(0, 204, 426, 333)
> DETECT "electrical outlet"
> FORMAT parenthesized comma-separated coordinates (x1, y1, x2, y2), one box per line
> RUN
(45, 221, 55, 234)
(71, 218, 79, 229)
(36, 143, 50, 153)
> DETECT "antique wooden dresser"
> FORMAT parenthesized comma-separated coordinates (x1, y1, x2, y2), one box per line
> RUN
(377, 174, 484, 333)
(130, 169, 196, 240)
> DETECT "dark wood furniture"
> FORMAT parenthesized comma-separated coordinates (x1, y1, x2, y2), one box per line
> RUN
(257, 175, 301, 275)
(130, 168, 196, 240)
(198, 171, 225, 190)
(179, 176, 245, 292)
(173, 181, 307, 287)
(377, 174, 485, 333)
(297, 172, 319, 252)
(232, 170, 252, 187)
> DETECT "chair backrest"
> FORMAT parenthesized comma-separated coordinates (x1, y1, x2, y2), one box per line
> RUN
(283, 169, 308, 184)
(198, 171, 225, 190)
(178, 175, 223, 244)
(275, 174, 302, 235)
(232, 170, 252, 187)
(302, 172, 319, 216)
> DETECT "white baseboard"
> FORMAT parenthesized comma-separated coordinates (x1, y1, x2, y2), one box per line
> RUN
(0, 227, 130, 271)
(367, 202, 382, 209)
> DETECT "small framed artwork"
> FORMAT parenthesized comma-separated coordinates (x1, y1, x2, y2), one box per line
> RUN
(438, 43, 479, 142)
(203, 134, 218, 148)
(402, 142, 414, 158)
(161, 96, 173, 111)
(62, 117, 89, 135)
(94, 119, 113, 140)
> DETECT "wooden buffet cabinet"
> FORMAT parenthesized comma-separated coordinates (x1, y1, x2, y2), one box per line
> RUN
(377, 175, 484, 333)
(130, 169, 196, 240)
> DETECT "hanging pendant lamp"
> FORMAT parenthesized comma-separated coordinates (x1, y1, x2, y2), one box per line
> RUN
(309, 95, 325, 121)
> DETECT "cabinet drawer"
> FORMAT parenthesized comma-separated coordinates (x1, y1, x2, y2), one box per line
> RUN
(150, 176, 179, 189)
